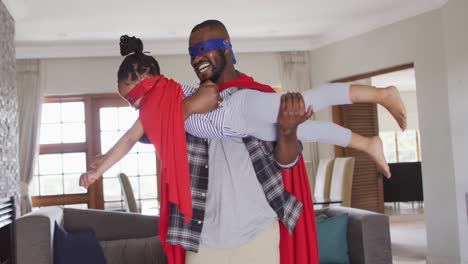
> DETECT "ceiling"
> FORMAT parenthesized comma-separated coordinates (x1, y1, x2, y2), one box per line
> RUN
(5, 0, 447, 59)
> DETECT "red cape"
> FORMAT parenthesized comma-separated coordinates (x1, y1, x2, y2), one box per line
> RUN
(136, 76, 192, 264)
(137, 74, 319, 264)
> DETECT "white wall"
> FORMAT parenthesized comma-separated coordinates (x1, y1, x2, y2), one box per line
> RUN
(310, 9, 463, 263)
(442, 0, 468, 263)
(43, 53, 281, 95)
(378, 91, 419, 132)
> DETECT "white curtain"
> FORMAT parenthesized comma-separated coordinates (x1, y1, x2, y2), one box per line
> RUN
(17, 59, 43, 214)
(279, 51, 319, 188)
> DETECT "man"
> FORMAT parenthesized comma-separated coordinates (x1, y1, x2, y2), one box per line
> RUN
(163, 19, 318, 264)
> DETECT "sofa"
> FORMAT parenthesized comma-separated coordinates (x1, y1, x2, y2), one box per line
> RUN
(15, 206, 391, 264)
(315, 206, 392, 264)
(15, 207, 167, 264)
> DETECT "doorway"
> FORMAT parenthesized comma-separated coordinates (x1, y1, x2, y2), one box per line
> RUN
(332, 63, 427, 262)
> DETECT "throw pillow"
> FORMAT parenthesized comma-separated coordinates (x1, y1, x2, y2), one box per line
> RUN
(53, 222, 107, 264)
(316, 213, 350, 264)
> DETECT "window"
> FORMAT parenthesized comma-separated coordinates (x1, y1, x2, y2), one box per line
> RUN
(32, 100, 89, 208)
(37, 102, 88, 196)
(380, 131, 397, 163)
(380, 130, 421, 163)
(31, 153, 87, 196)
(32, 95, 160, 214)
(99, 107, 158, 211)
(40, 102, 86, 144)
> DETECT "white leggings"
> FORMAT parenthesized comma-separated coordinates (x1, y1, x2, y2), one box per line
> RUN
(222, 83, 353, 147)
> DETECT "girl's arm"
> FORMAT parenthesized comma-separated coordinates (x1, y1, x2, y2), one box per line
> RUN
(183, 81, 221, 120)
(79, 118, 144, 188)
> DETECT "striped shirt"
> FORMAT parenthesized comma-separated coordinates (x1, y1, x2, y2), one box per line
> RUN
(181, 85, 248, 139)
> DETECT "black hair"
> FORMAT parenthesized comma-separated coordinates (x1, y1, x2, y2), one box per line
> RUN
(190, 19, 229, 37)
(118, 35, 160, 82)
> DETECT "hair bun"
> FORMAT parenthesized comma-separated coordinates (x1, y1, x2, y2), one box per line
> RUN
(120, 35, 144, 56)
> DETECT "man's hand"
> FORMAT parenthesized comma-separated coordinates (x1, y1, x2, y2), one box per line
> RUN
(184, 80, 222, 118)
(278, 92, 313, 136)
(79, 170, 101, 189)
(274, 92, 313, 166)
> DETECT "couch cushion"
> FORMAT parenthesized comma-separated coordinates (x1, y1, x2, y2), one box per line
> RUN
(316, 213, 349, 264)
(53, 222, 106, 264)
(99, 236, 167, 264)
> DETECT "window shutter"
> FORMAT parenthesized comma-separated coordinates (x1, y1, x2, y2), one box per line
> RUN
(333, 103, 384, 213)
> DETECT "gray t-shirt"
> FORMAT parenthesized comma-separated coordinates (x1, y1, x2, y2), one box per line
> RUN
(199, 137, 278, 248)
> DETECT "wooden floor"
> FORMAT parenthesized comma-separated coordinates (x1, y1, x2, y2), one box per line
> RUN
(385, 202, 427, 264)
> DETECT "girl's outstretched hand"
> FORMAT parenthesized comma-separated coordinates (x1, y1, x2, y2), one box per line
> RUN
(79, 170, 101, 188)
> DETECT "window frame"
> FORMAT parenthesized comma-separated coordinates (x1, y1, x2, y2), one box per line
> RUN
(32, 94, 160, 210)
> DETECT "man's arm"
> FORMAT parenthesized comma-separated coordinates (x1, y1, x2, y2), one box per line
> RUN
(275, 92, 313, 167)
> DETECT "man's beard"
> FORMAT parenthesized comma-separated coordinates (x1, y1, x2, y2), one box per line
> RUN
(207, 50, 227, 83)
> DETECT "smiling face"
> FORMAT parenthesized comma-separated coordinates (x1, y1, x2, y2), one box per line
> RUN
(193, 49, 227, 84)
(189, 27, 232, 84)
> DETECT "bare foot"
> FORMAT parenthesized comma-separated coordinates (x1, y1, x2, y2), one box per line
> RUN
(365, 136, 391, 178)
(380, 86, 407, 131)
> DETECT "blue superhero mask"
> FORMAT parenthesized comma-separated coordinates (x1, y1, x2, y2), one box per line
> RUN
(189, 38, 237, 64)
